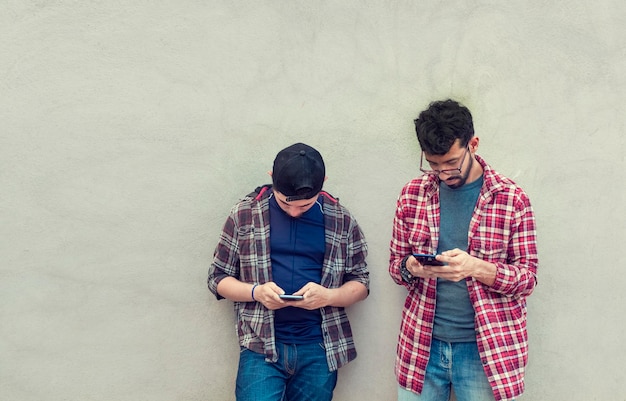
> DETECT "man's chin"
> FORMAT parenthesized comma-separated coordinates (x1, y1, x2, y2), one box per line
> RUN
(444, 178, 462, 189)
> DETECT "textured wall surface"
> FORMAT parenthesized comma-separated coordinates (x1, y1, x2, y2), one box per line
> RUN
(2, 1, 625, 400)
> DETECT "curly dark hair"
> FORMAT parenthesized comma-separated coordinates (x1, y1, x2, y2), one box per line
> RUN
(413, 99, 474, 155)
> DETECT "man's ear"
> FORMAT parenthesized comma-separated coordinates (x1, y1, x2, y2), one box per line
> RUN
(469, 137, 480, 152)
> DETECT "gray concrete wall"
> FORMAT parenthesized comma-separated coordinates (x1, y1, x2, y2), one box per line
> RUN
(2, 1, 624, 400)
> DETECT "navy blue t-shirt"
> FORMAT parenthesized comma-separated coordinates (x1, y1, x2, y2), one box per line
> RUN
(269, 194, 325, 344)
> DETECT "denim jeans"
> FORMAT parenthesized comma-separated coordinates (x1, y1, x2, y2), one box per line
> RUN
(236, 342, 338, 401)
(397, 339, 498, 401)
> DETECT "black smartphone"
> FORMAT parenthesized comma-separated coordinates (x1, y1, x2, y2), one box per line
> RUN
(279, 294, 304, 301)
(413, 253, 445, 266)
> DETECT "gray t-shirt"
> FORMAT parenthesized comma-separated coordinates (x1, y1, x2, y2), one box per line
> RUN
(433, 176, 483, 342)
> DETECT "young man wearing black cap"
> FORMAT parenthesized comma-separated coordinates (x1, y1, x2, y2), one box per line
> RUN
(208, 143, 370, 401)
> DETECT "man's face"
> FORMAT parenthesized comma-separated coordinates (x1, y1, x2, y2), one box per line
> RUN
(423, 141, 474, 189)
(272, 190, 319, 218)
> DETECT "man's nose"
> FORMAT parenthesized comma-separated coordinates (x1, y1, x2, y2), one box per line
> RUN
(287, 208, 301, 218)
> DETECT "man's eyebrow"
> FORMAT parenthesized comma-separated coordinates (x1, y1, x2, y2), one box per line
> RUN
(425, 154, 461, 164)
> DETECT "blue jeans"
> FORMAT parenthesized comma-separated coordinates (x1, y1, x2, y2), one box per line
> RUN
(236, 342, 338, 401)
(398, 339, 498, 401)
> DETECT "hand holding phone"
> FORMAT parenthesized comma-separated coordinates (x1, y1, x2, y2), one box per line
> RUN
(279, 294, 304, 301)
(413, 253, 445, 266)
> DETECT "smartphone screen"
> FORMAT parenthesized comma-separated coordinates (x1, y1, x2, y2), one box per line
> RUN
(413, 253, 445, 266)
(279, 294, 304, 301)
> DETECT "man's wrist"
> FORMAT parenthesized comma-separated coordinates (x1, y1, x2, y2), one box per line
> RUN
(474, 260, 497, 286)
(251, 283, 259, 301)
(400, 256, 415, 283)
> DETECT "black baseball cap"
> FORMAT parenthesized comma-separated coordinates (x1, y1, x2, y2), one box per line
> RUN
(272, 143, 325, 202)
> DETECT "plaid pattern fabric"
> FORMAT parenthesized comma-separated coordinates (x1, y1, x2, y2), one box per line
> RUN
(208, 185, 369, 371)
(389, 156, 538, 401)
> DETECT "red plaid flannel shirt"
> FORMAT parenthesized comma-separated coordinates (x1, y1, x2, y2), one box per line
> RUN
(389, 156, 538, 401)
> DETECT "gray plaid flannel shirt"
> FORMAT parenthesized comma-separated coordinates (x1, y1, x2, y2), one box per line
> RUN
(208, 185, 369, 371)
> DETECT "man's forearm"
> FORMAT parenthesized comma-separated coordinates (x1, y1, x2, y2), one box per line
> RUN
(328, 281, 368, 307)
